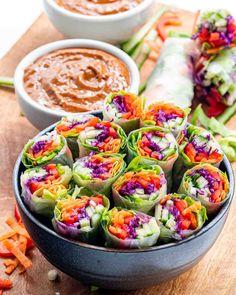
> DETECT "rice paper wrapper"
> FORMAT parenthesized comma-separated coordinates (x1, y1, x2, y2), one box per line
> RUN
(73, 154, 126, 196)
(22, 133, 74, 168)
(112, 156, 167, 214)
(177, 166, 229, 215)
(52, 187, 110, 244)
(101, 209, 160, 249)
(155, 194, 207, 242)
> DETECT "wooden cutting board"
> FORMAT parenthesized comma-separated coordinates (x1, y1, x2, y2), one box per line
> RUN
(0, 5, 236, 295)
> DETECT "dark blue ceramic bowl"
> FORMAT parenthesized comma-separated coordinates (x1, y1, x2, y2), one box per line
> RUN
(13, 114, 235, 290)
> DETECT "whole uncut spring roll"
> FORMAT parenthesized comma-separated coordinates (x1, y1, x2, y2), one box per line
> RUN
(195, 47, 236, 117)
(192, 10, 236, 53)
(142, 102, 190, 141)
(103, 91, 144, 134)
(21, 163, 72, 217)
(144, 37, 199, 108)
(73, 153, 126, 196)
(178, 164, 229, 214)
(55, 114, 101, 159)
(52, 186, 110, 244)
(127, 126, 178, 190)
(112, 156, 167, 214)
(78, 121, 127, 157)
(155, 193, 207, 242)
(22, 131, 73, 168)
(174, 124, 224, 187)
(102, 207, 160, 248)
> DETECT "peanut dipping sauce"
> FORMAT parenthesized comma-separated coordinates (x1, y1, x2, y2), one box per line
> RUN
(23, 48, 131, 112)
(56, 0, 143, 16)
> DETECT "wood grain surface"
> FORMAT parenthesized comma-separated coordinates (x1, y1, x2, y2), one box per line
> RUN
(0, 7, 236, 295)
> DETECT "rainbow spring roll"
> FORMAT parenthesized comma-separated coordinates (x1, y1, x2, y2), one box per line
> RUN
(174, 124, 224, 187)
(22, 131, 73, 168)
(144, 37, 199, 108)
(73, 153, 126, 196)
(78, 121, 127, 157)
(112, 156, 167, 214)
(142, 102, 190, 141)
(21, 163, 72, 217)
(178, 164, 229, 214)
(192, 10, 236, 53)
(103, 91, 144, 134)
(102, 207, 160, 248)
(55, 114, 101, 159)
(155, 193, 207, 242)
(127, 126, 178, 190)
(52, 186, 110, 244)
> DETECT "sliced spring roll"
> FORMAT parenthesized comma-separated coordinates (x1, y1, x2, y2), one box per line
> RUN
(78, 121, 127, 157)
(22, 131, 73, 168)
(21, 163, 72, 216)
(52, 186, 110, 243)
(127, 126, 178, 190)
(174, 124, 224, 187)
(55, 114, 101, 159)
(103, 91, 144, 134)
(178, 164, 229, 214)
(112, 156, 167, 214)
(142, 102, 190, 141)
(192, 10, 236, 53)
(195, 47, 236, 117)
(102, 207, 160, 248)
(155, 193, 207, 242)
(73, 153, 126, 196)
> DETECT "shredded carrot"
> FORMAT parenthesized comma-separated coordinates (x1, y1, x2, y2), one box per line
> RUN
(0, 278, 12, 289)
(5, 217, 30, 239)
(2, 239, 32, 269)
(0, 231, 16, 242)
(206, 43, 236, 54)
(192, 10, 200, 34)
(5, 259, 19, 275)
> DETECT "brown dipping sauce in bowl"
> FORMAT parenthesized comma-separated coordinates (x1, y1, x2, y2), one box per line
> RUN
(23, 48, 131, 113)
(56, 0, 143, 16)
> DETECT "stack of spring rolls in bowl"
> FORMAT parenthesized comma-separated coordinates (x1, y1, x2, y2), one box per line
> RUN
(19, 90, 230, 249)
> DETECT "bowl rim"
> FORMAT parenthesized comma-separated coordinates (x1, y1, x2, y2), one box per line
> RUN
(14, 39, 140, 118)
(13, 117, 235, 253)
(44, 0, 155, 22)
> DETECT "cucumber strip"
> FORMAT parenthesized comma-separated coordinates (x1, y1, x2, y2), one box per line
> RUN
(121, 7, 167, 54)
(217, 101, 236, 124)
(0, 77, 14, 88)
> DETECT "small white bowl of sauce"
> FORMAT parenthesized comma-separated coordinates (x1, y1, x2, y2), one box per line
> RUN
(14, 39, 140, 130)
(43, 0, 155, 44)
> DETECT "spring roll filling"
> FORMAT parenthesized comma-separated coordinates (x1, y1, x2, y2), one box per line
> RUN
(108, 208, 157, 240)
(138, 131, 177, 161)
(56, 116, 100, 137)
(186, 167, 229, 203)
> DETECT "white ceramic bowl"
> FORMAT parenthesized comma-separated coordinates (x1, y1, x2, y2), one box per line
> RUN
(43, 0, 155, 44)
(14, 39, 140, 130)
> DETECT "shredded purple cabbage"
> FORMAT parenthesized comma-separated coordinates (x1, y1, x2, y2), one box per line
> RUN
(155, 110, 179, 123)
(31, 140, 47, 154)
(112, 95, 127, 113)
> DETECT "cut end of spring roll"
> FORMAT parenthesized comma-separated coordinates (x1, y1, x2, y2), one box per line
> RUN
(112, 156, 167, 214)
(178, 164, 229, 214)
(78, 121, 127, 157)
(103, 91, 144, 134)
(22, 131, 73, 168)
(53, 186, 109, 243)
(102, 207, 160, 249)
(73, 153, 126, 196)
(20, 163, 72, 216)
(155, 193, 207, 242)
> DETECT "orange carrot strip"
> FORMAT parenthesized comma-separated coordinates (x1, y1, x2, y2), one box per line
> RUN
(2, 239, 32, 269)
(5, 260, 18, 275)
(0, 231, 16, 242)
(5, 217, 30, 239)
